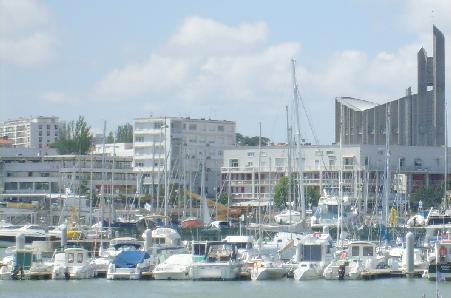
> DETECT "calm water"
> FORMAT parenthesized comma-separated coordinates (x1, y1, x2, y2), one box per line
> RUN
(1, 249, 451, 298)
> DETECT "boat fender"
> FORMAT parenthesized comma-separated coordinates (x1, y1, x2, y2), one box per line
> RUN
(439, 246, 448, 257)
(339, 251, 348, 260)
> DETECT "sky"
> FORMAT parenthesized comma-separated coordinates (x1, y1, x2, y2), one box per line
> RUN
(1, 0, 451, 143)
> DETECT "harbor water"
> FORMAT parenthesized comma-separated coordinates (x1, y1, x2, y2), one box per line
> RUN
(2, 249, 451, 298)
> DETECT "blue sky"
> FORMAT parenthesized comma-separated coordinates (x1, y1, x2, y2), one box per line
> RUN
(1, 0, 450, 143)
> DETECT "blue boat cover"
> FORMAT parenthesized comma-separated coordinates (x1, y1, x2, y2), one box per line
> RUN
(112, 251, 150, 268)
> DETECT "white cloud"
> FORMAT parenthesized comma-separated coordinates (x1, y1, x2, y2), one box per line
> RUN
(93, 17, 299, 111)
(41, 91, 74, 104)
(0, 0, 56, 66)
(93, 11, 451, 143)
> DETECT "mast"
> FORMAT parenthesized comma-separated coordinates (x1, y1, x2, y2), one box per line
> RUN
(286, 106, 293, 224)
(337, 102, 343, 245)
(383, 103, 391, 226)
(258, 122, 262, 245)
(200, 154, 210, 225)
(163, 117, 169, 225)
(291, 59, 306, 220)
(100, 120, 107, 225)
(445, 99, 448, 209)
(111, 138, 116, 223)
(89, 151, 93, 225)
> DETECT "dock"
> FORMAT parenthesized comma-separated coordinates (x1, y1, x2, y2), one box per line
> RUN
(361, 269, 423, 280)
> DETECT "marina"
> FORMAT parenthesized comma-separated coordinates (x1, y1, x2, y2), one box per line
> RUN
(2, 1, 451, 297)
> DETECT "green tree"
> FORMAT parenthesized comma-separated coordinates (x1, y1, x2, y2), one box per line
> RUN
(274, 176, 288, 209)
(236, 133, 270, 146)
(217, 193, 229, 205)
(305, 185, 321, 207)
(52, 116, 93, 154)
(411, 184, 446, 210)
(106, 131, 115, 143)
(116, 123, 133, 143)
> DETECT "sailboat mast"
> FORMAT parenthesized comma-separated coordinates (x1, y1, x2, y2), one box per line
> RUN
(337, 102, 344, 245)
(100, 120, 106, 225)
(383, 103, 391, 226)
(291, 59, 305, 220)
(163, 117, 169, 225)
(445, 100, 448, 209)
(258, 122, 262, 243)
(286, 106, 292, 224)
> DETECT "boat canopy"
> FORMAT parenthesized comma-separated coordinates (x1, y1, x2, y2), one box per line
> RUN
(112, 251, 150, 268)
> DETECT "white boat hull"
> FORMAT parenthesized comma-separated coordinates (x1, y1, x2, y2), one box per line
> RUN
(190, 263, 240, 280)
(251, 267, 286, 280)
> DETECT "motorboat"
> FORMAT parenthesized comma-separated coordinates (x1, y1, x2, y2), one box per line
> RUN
(190, 241, 241, 280)
(311, 194, 351, 228)
(293, 232, 335, 280)
(92, 237, 142, 277)
(250, 256, 287, 280)
(52, 248, 95, 279)
(323, 241, 380, 280)
(153, 253, 193, 280)
(274, 210, 301, 225)
(424, 239, 451, 281)
(0, 225, 48, 248)
(0, 247, 35, 279)
(107, 250, 153, 280)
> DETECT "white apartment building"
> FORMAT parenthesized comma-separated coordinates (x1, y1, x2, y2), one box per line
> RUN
(0, 148, 136, 196)
(221, 144, 450, 207)
(133, 117, 236, 197)
(0, 116, 63, 154)
(94, 143, 134, 157)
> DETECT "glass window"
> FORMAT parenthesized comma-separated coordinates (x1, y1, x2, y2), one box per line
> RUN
(302, 245, 322, 261)
(363, 246, 374, 256)
(67, 253, 74, 263)
(351, 246, 360, 257)
(77, 253, 83, 263)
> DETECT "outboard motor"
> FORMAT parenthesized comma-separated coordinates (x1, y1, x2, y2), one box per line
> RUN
(338, 265, 346, 280)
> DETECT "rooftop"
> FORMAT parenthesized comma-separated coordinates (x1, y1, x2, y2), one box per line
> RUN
(336, 97, 378, 111)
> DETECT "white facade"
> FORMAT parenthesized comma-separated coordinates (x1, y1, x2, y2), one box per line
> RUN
(0, 116, 62, 154)
(133, 117, 236, 197)
(0, 148, 136, 196)
(94, 143, 134, 157)
(222, 144, 451, 206)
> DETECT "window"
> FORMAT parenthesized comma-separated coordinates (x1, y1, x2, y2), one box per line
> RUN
(39, 131, 42, 136)
(67, 253, 74, 263)
(54, 125, 58, 130)
(351, 246, 360, 257)
(47, 125, 50, 129)
(364, 157, 369, 166)
(189, 124, 197, 130)
(414, 158, 422, 167)
(247, 162, 253, 166)
(363, 246, 374, 256)
(77, 253, 83, 263)
(399, 158, 405, 168)
(247, 152, 255, 157)
(229, 159, 239, 167)
(39, 125, 42, 129)
(218, 125, 224, 132)
(135, 137, 144, 142)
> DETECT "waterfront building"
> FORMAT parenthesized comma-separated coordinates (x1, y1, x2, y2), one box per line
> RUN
(221, 144, 450, 209)
(335, 26, 445, 147)
(0, 148, 136, 198)
(0, 116, 63, 154)
(133, 117, 236, 197)
(94, 143, 134, 157)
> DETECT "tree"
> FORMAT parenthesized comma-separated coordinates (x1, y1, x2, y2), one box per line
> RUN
(106, 123, 134, 144)
(236, 133, 270, 146)
(411, 184, 446, 210)
(52, 116, 93, 155)
(305, 185, 321, 207)
(217, 193, 229, 205)
(116, 123, 133, 143)
(274, 176, 288, 209)
(106, 132, 115, 144)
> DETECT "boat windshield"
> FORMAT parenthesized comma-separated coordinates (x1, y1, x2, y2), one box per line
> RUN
(302, 244, 322, 262)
